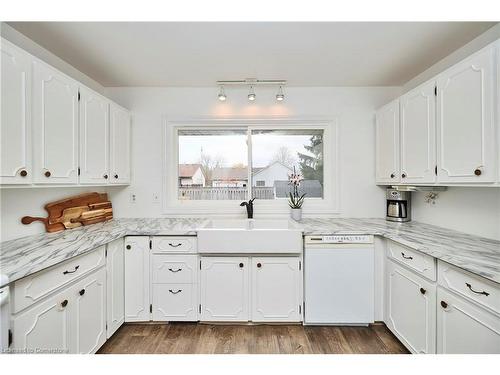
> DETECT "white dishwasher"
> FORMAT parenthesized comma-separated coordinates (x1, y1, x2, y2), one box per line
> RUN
(304, 235, 374, 325)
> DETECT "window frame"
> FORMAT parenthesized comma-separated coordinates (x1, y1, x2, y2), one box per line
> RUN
(163, 118, 339, 216)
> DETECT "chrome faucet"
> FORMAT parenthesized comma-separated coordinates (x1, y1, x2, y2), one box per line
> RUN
(240, 198, 256, 219)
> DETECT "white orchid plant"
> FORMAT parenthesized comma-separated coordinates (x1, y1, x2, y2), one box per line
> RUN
(288, 167, 306, 209)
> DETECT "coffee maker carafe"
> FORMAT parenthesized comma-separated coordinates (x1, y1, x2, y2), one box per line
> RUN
(386, 189, 411, 222)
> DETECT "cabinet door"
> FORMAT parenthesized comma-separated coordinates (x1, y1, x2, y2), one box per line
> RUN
(400, 81, 436, 184)
(385, 260, 436, 353)
(12, 284, 72, 353)
(124, 236, 150, 322)
(0, 39, 32, 184)
(32, 60, 79, 184)
(251, 257, 302, 322)
(109, 103, 131, 184)
(200, 257, 249, 321)
(375, 99, 400, 184)
(437, 287, 500, 354)
(106, 238, 124, 337)
(79, 87, 109, 184)
(72, 268, 106, 354)
(436, 45, 496, 183)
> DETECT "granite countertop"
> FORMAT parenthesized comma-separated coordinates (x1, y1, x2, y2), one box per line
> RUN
(1, 217, 499, 287)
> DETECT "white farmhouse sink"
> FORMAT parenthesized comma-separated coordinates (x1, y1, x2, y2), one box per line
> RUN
(197, 219, 303, 254)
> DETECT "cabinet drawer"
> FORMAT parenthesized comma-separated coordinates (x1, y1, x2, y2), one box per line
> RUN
(151, 255, 198, 284)
(12, 246, 106, 313)
(152, 283, 198, 321)
(152, 236, 197, 253)
(438, 261, 500, 315)
(387, 240, 436, 281)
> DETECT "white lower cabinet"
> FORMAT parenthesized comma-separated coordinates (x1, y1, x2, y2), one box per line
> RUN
(200, 257, 249, 322)
(251, 257, 302, 322)
(200, 256, 303, 323)
(124, 236, 150, 322)
(12, 267, 106, 354)
(152, 284, 198, 321)
(437, 287, 500, 354)
(106, 239, 125, 337)
(385, 259, 436, 353)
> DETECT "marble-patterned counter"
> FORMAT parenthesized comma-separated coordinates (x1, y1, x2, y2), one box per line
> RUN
(1, 217, 499, 287)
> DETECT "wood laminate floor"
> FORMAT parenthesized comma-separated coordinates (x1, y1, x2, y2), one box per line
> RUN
(97, 323, 409, 354)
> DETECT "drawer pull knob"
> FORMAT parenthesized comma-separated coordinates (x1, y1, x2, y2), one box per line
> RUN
(401, 173, 407, 178)
(126, 245, 131, 250)
(20, 169, 28, 177)
(168, 289, 182, 294)
(168, 268, 182, 273)
(44, 170, 51, 178)
(440, 301, 448, 309)
(401, 252, 413, 260)
(239, 263, 244, 268)
(61, 299, 68, 308)
(79, 289, 85, 296)
(103, 174, 109, 179)
(63, 265, 80, 275)
(168, 243, 182, 247)
(390, 173, 395, 178)
(257, 263, 262, 268)
(114, 174, 119, 179)
(465, 283, 489, 296)
(474, 168, 482, 176)
(420, 288, 426, 295)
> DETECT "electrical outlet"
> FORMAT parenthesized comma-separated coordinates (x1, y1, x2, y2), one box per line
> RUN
(152, 193, 160, 204)
(130, 193, 137, 203)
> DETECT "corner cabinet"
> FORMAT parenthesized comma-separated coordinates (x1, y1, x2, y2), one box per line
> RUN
(400, 80, 436, 184)
(375, 99, 400, 184)
(79, 87, 110, 184)
(32, 59, 79, 184)
(109, 103, 131, 184)
(436, 45, 497, 183)
(106, 238, 125, 338)
(0, 39, 32, 184)
(124, 237, 150, 322)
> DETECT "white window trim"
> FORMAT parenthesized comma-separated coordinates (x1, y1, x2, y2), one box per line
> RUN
(163, 117, 339, 217)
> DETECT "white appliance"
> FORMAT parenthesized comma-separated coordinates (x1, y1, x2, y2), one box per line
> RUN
(0, 280, 10, 352)
(304, 235, 374, 325)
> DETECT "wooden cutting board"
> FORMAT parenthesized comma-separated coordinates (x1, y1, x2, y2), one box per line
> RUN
(51, 206, 90, 229)
(21, 193, 111, 233)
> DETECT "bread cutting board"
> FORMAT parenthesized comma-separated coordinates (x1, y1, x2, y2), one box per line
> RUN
(21, 193, 110, 233)
(51, 206, 90, 229)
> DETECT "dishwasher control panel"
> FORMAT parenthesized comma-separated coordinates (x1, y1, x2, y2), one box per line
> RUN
(305, 235, 374, 244)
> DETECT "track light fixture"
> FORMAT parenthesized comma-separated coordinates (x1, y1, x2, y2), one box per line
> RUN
(215, 79, 287, 102)
(248, 86, 256, 101)
(276, 86, 285, 101)
(217, 85, 226, 101)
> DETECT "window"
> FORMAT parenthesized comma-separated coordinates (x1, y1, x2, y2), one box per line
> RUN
(176, 127, 324, 201)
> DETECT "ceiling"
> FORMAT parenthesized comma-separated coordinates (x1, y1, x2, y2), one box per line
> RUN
(7, 22, 497, 87)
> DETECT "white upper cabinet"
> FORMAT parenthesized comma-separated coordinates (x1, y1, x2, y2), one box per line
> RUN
(376, 99, 400, 184)
(436, 45, 497, 183)
(79, 87, 110, 184)
(400, 80, 437, 184)
(109, 103, 131, 184)
(1, 39, 32, 184)
(32, 59, 79, 184)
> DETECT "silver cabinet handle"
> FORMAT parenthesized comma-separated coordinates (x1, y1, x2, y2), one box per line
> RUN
(168, 243, 182, 247)
(401, 252, 413, 260)
(168, 289, 182, 294)
(168, 268, 182, 273)
(466, 283, 489, 296)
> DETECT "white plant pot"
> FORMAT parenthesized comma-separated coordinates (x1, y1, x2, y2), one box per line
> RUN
(290, 208, 302, 221)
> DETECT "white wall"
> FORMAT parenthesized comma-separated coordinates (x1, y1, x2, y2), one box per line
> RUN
(412, 188, 500, 241)
(103, 86, 401, 220)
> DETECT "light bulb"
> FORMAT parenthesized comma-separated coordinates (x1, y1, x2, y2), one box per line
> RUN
(276, 86, 284, 101)
(217, 86, 226, 101)
(248, 86, 256, 101)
